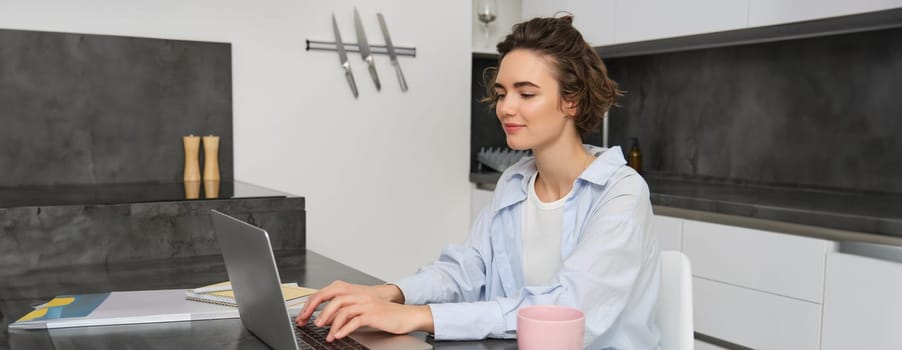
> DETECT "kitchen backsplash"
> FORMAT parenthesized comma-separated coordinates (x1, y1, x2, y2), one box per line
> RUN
(469, 26, 901, 194)
(0, 29, 233, 187)
(602, 26, 901, 194)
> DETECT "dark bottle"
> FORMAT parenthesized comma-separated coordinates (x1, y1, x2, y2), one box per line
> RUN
(627, 137, 642, 174)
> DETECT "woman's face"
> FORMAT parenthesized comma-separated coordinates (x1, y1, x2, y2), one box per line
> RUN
(494, 49, 577, 151)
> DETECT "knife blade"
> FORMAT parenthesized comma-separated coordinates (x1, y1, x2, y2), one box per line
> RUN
(354, 8, 381, 91)
(332, 13, 358, 98)
(377, 13, 408, 92)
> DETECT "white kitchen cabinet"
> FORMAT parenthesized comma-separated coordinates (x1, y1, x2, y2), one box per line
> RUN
(748, 0, 902, 27)
(682, 219, 836, 303)
(821, 252, 902, 350)
(614, 0, 748, 43)
(520, 0, 557, 21)
(694, 277, 823, 350)
(563, 0, 617, 47)
(652, 214, 682, 251)
(520, 0, 616, 46)
(526, 0, 902, 49)
(681, 218, 836, 349)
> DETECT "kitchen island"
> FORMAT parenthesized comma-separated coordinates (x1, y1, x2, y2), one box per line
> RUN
(0, 181, 307, 279)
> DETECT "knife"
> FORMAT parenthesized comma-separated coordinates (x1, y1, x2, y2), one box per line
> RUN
(354, 8, 381, 91)
(377, 13, 408, 92)
(332, 13, 358, 98)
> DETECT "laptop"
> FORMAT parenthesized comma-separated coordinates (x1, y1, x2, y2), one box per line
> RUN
(210, 209, 433, 350)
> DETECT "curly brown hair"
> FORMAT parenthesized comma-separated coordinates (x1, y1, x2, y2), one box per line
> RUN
(482, 15, 622, 137)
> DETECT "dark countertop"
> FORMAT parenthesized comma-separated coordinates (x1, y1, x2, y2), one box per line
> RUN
(470, 171, 902, 242)
(0, 180, 295, 208)
(1, 250, 516, 350)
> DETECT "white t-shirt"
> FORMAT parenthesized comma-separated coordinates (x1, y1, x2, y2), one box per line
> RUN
(522, 172, 574, 286)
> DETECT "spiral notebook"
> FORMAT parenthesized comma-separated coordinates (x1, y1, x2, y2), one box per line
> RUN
(185, 281, 316, 307)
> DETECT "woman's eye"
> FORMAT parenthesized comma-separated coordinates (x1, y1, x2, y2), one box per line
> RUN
(520, 93, 535, 99)
(495, 93, 506, 100)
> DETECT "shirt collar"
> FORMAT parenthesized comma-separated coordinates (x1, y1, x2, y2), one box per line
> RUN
(491, 145, 626, 212)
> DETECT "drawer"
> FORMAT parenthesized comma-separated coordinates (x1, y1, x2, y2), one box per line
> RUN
(683, 219, 835, 302)
(822, 253, 902, 350)
(694, 277, 822, 350)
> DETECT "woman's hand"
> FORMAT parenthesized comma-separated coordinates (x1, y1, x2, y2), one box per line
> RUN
(318, 295, 433, 342)
(294, 281, 404, 326)
(294, 280, 432, 342)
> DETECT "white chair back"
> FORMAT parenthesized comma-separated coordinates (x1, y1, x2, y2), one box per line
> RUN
(657, 250, 694, 350)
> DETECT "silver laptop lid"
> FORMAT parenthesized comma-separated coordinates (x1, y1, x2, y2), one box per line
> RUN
(211, 209, 433, 350)
(211, 209, 299, 350)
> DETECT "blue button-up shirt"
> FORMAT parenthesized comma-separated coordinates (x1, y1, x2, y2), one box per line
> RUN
(394, 145, 662, 349)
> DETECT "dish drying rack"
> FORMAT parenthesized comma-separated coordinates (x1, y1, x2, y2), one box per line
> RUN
(477, 147, 532, 173)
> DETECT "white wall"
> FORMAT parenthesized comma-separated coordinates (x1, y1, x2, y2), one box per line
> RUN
(0, 0, 474, 282)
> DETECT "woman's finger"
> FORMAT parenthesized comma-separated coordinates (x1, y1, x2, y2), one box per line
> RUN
(329, 314, 365, 342)
(327, 304, 365, 340)
(313, 298, 341, 327)
(315, 294, 361, 327)
(297, 281, 352, 325)
(297, 288, 335, 324)
(296, 292, 325, 324)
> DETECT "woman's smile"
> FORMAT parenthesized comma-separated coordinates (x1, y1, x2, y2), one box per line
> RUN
(502, 123, 526, 133)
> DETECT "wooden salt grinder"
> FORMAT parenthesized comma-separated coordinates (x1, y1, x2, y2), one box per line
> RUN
(202, 135, 220, 198)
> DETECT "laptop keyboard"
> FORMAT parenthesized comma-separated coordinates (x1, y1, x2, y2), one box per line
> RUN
(292, 316, 367, 350)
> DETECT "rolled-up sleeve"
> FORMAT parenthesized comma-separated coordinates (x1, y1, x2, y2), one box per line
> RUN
(429, 301, 510, 340)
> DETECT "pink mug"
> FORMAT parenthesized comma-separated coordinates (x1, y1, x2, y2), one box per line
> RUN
(517, 305, 585, 350)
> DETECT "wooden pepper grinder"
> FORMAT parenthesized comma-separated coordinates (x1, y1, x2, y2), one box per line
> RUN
(202, 135, 220, 198)
(183, 135, 201, 199)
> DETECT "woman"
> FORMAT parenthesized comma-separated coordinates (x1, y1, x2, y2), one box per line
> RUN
(297, 15, 661, 349)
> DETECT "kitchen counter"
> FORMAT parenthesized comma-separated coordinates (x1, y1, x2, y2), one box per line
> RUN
(0, 180, 306, 275)
(0, 180, 291, 208)
(470, 171, 902, 245)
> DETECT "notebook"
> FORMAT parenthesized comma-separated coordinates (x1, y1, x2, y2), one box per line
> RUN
(15, 293, 111, 324)
(9, 289, 243, 329)
(186, 281, 316, 307)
